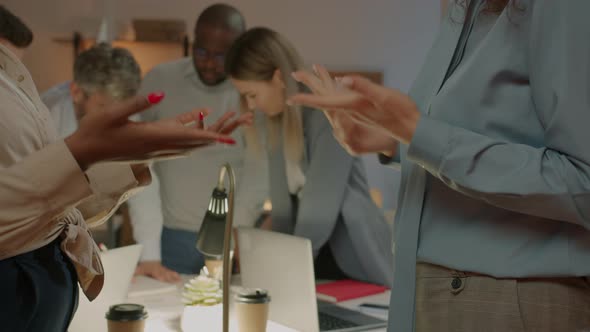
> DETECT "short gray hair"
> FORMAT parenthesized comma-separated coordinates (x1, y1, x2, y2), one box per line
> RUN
(73, 43, 141, 100)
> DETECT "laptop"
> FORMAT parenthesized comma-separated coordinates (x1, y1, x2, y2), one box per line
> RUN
(68, 244, 142, 332)
(237, 228, 387, 332)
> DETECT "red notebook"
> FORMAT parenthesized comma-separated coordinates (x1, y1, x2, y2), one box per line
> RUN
(316, 279, 389, 303)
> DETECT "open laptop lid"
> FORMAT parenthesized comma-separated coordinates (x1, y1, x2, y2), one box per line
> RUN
(238, 227, 320, 332)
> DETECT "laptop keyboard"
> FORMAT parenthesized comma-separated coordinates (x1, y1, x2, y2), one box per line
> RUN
(318, 311, 359, 331)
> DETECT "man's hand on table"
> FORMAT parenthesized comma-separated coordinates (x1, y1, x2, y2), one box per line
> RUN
(134, 260, 181, 283)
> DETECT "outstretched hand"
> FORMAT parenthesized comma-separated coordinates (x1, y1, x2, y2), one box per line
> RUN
(289, 65, 398, 156)
(65, 93, 252, 170)
(289, 65, 420, 146)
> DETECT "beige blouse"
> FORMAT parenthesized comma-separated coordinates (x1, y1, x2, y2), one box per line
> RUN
(0, 43, 141, 301)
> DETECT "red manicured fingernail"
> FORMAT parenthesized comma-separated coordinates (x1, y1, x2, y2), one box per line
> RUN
(147, 92, 165, 104)
(217, 138, 236, 145)
(199, 112, 204, 121)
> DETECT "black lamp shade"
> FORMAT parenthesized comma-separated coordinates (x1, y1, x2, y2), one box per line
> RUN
(196, 187, 229, 257)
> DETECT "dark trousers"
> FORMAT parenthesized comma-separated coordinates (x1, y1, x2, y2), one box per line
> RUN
(314, 243, 347, 281)
(0, 240, 79, 332)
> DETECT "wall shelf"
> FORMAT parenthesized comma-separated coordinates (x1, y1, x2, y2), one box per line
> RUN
(52, 31, 190, 58)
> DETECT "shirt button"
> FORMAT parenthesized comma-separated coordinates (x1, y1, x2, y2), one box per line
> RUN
(17, 75, 24, 82)
(451, 277, 462, 290)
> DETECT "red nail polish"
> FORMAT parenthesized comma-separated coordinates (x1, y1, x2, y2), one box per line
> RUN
(217, 138, 236, 145)
(147, 92, 165, 104)
(199, 112, 204, 121)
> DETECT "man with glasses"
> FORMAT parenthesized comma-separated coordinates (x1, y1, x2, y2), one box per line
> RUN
(131, 3, 267, 282)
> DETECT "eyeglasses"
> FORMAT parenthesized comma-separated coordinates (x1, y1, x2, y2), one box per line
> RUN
(193, 47, 225, 66)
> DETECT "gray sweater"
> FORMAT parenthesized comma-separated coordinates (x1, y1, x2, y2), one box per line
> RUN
(127, 58, 268, 261)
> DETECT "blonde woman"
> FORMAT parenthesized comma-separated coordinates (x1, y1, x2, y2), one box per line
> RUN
(225, 27, 393, 286)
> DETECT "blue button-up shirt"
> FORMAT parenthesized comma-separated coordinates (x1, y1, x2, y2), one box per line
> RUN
(388, 1, 590, 330)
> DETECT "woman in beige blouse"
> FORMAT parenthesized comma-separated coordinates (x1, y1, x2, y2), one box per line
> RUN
(0, 6, 249, 331)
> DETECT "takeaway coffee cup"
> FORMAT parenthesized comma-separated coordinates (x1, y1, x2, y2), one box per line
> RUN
(234, 288, 271, 332)
(105, 303, 148, 332)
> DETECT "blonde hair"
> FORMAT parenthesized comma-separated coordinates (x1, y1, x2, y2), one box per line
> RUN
(225, 27, 304, 166)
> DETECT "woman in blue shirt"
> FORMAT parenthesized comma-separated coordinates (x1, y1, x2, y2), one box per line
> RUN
(290, 0, 590, 331)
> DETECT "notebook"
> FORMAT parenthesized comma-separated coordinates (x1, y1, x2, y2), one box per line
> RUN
(316, 279, 388, 303)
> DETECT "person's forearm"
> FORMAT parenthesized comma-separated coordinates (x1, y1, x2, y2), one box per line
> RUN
(408, 116, 590, 228)
(127, 168, 164, 261)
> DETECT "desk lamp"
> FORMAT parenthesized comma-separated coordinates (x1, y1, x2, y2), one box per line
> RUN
(195, 163, 235, 332)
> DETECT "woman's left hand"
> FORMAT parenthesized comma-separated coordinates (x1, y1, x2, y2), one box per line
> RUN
(166, 109, 253, 137)
(290, 65, 399, 156)
(128, 109, 253, 162)
(124, 110, 252, 185)
(205, 110, 253, 135)
(289, 65, 421, 145)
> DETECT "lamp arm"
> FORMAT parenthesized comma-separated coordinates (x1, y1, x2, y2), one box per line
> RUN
(217, 166, 227, 191)
(220, 163, 235, 332)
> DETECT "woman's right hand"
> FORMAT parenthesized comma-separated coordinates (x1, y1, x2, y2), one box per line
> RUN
(290, 65, 420, 146)
(291, 66, 398, 156)
(64, 92, 252, 170)
(331, 112, 399, 156)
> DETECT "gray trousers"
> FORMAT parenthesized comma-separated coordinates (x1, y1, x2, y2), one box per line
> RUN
(415, 263, 590, 332)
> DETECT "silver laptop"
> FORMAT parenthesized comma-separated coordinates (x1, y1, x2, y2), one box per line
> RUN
(68, 244, 142, 332)
(237, 227, 387, 332)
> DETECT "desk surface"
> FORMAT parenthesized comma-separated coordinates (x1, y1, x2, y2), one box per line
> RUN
(127, 275, 389, 332)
